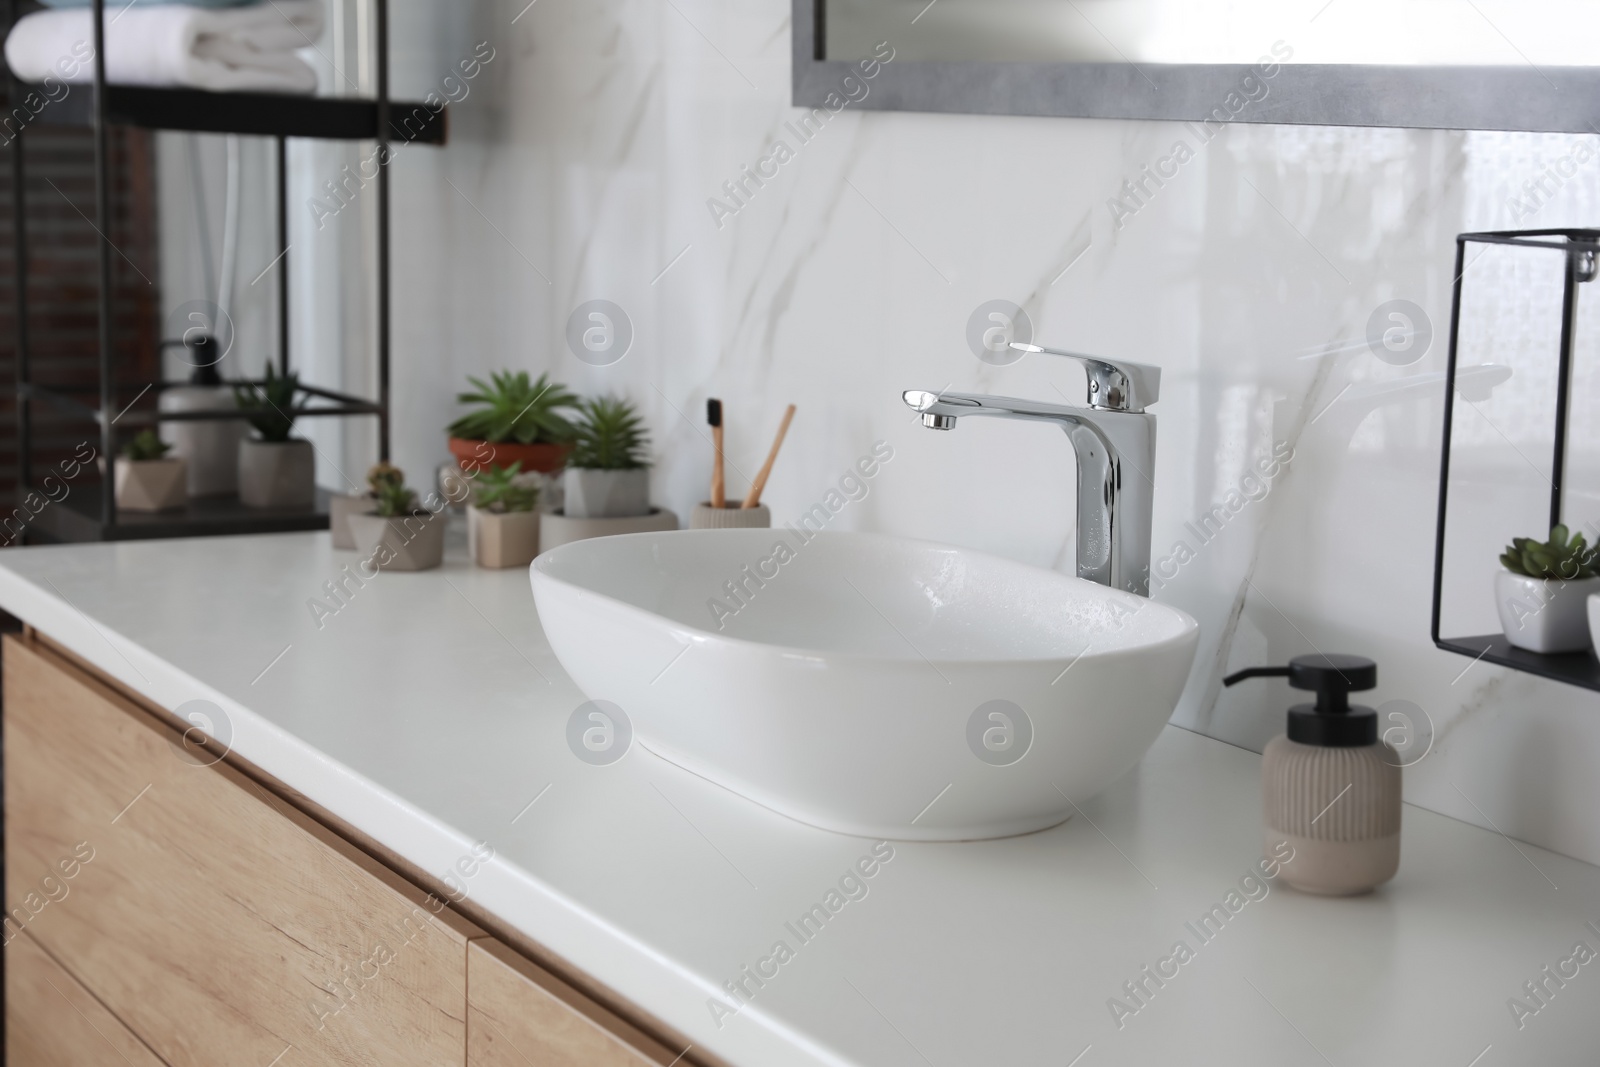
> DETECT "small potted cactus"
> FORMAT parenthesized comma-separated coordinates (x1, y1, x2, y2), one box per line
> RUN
(468, 462, 541, 569)
(330, 462, 402, 550)
(1496, 524, 1600, 653)
(563, 395, 651, 519)
(115, 429, 187, 512)
(447, 371, 579, 475)
(235, 364, 314, 509)
(347, 472, 446, 572)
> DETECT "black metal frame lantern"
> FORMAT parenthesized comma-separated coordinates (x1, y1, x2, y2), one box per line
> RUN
(1432, 227, 1600, 691)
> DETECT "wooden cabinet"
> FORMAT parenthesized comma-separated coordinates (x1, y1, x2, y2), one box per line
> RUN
(4, 636, 476, 1067)
(467, 939, 674, 1066)
(3, 634, 706, 1067)
(6, 932, 167, 1067)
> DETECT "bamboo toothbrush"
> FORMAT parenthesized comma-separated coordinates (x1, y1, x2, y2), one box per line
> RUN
(743, 404, 796, 509)
(708, 398, 725, 508)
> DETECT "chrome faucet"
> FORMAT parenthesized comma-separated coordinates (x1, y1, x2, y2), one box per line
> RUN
(904, 343, 1160, 596)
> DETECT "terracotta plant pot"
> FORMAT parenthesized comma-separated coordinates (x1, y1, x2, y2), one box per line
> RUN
(348, 509, 447, 572)
(328, 492, 374, 550)
(468, 506, 540, 569)
(563, 467, 650, 519)
(448, 437, 569, 476)
(238, 439, 315, 509)
(114, 458, 187, 512)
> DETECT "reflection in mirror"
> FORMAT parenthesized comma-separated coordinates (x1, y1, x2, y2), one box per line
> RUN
(825, 0, 1600, 67)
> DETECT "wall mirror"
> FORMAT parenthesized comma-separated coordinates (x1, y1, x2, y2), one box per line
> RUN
(794, 0, 1600, 132)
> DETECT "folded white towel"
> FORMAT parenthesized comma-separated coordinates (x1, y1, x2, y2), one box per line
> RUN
(5, 1, 323, 95)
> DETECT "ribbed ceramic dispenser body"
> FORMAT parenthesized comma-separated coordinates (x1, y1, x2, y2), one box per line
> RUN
(1263, 736, 1400, 896)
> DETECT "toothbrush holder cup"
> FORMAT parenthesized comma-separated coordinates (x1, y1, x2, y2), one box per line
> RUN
(691, 501, 771, 530)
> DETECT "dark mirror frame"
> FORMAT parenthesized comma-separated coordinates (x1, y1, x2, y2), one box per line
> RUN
(792, 0, 1600, 133)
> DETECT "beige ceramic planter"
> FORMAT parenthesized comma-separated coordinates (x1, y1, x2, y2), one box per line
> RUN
(539, 508, 678, 554)
(329, 492, 374, 550)
(238, 439, 315, 509)
(115, 458, 187, 512)
(468, 507, 540, 569)
(348, 509, 447, 572)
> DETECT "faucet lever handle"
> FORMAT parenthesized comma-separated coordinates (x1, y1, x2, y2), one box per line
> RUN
(1009, 343, 1161, 413)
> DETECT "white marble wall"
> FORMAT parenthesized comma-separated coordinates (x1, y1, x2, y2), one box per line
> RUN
(229, 0, 1600, 867)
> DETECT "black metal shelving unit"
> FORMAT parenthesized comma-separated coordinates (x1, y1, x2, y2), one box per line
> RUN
(1432, 227, 1600, 691)
(5, 0, 446, 541)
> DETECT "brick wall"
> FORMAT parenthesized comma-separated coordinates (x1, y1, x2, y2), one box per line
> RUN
(0, 120, 162, 521)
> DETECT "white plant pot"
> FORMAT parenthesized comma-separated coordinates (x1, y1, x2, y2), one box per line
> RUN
(238, 439, 315, 509)
(160, 385, 248, 497)
(436, 462, 474, 511)
(1495, 570, 1600, 653)
(539, 508, 678, 554)
(348, 509, 447, 572)
(468, 506, 540, 569)
(563, 467, 650, 519)
(114, 458, 187, 512)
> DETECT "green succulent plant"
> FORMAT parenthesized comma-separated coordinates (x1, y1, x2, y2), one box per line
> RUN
(367, 462, 404, 496)
(233, 363, 303, 442)
(447, 371, 578, 446)
(1501, 524, 1600, 581)
(374, 479, 421, 518)
(569, 395, 650, 471)
(472, 462, 539, 514)
(121, 429, 171, 462)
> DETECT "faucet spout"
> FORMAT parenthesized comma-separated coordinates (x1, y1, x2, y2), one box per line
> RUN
(902, 382, 1158, 596)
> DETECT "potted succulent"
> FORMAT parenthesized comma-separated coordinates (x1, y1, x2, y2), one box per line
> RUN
(115, 429, 186, 512)
(235, 364, 314, 509)
(331, 462, 402, 550)
(1496, 525, 1600, 653)
(447, 371, 579, 475)
(564, 395, 652, 519)
(468, 462, 541, 569)
(347, 471, 446, 572)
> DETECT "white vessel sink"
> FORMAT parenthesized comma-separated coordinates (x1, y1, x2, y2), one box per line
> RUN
(531, 530, 1198, 841)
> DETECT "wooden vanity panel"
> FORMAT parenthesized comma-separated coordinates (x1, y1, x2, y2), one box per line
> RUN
(467, 939, 676, 1066)
(2, 635, 474, 1067)
(7, 931, 169, 1067)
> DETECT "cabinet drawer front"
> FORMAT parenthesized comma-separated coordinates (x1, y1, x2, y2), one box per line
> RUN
(3, 637, 471, 1067)
(468, 940, 670, 1066)
(7, 932, 169, 1067)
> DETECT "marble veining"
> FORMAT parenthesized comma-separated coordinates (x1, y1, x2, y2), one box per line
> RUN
(150, 0, 1600, 868)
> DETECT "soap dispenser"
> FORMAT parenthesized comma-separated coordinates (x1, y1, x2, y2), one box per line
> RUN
(1224, 654, 1400, 896)
(159, 333, 248, 497)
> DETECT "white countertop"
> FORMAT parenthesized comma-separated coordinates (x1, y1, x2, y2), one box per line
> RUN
(3, 530, 1599, 1066)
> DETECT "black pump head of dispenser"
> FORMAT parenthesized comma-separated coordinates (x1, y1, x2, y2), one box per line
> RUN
(160, 333, 224, 386)
(1223, 653, 1378, 747)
